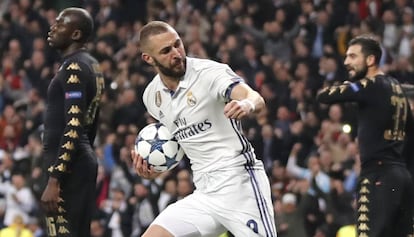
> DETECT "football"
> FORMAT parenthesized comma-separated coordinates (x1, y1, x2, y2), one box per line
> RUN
(134, 123, 185, 172)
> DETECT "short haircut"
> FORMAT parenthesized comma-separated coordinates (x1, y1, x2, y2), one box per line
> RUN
(65, 7, 94, 43)
(139, 21, 174, 51)
(348, 35, 382, 65)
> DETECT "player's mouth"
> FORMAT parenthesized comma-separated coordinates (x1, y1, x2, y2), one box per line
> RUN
(346, 66, 355, 73)
(172, 59, 185, 68)
(47, 32, 54, 43)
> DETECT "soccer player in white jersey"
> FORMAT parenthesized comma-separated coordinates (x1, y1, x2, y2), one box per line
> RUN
(131, 21, 277, 237)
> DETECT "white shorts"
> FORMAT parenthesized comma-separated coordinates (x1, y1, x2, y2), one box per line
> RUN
(151, 165, 277, 237)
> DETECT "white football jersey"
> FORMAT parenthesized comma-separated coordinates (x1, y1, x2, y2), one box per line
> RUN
(143, 57, 259, 173)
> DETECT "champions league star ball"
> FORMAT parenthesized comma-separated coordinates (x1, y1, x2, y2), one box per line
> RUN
(135, 123, 185, 172)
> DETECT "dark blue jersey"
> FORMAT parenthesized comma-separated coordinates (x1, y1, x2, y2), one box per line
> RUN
(43, 49, 104, 180)
(317, 75, 410, 166)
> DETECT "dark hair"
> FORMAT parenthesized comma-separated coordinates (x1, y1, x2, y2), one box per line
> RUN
(139, 21, 173, 50)
(65, 7, 94, 43)
(348, 35, 382, 65)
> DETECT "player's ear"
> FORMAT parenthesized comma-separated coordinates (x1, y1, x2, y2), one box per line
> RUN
(366, 55, 375, 67)
(142, 53, 154, 66)
(72, 29, 82, 41)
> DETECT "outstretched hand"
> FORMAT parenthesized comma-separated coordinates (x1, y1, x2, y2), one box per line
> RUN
(130, 150, 161, 179)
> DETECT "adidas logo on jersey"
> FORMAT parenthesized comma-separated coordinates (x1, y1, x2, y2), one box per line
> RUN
(159, 111, 165, 119)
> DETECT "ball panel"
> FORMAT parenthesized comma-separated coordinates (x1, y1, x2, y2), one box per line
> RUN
(135, 123, 184, 172)
(148, 150, 167, 166)
(135, 140, 152, 158)
(138, 124, 158, 140)
(157, 125, 174, 140)
(162, 141, 179, 157)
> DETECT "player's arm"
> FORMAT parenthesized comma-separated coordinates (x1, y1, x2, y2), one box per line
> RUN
(50, 61, 88, 180)
(41, 61, 88, 213)
(224, 82, 265, 119)
(316, 78, 374, 104)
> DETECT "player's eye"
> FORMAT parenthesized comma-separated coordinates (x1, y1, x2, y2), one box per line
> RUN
(174, 40, 181, 48)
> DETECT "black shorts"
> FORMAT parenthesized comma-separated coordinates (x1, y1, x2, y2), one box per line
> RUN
(44, 147, 98, 237)
(357, 162, 414, 237)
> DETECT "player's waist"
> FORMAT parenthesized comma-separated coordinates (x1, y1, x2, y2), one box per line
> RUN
(361, 158, 406, 174)
(193, 162, 265, 193)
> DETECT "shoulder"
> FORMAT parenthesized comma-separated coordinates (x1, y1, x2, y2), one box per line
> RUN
(370, 74, 399, 89)
(143, 75, 161, 102)
(187, 57, 230, 72)
(61, 51, 99, 73)
(144, 75, 161, 92)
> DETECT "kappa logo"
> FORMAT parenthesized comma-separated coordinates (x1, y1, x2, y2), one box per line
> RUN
(66, 62, 81, 71)
(186, 91, 197, 107)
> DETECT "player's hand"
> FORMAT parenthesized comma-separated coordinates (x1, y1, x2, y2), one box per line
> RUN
(224, 99, 254, 119)
(130, 150, 161, 179)
(40, 177, 60, 214)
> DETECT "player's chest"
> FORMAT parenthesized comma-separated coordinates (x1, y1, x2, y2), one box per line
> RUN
(155, 87, 212, 129)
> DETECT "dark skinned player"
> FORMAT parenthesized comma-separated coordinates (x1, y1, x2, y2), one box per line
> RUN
(41, 7, 104, 237)
(317, 35, 414, 237)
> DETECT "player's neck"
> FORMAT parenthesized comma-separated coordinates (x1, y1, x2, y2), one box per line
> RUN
(366, 66, 384, 78)
(160, 76, 179, 91)
(61, 44, 86, 58)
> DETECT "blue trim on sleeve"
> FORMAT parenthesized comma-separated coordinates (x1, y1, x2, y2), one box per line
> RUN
(225, 81, 242, 100)
(350, 83, 359, 92)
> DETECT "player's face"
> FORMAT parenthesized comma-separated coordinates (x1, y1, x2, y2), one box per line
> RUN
(344, 44, 368, 81)
(146, 30, 186, 78)
(47, 11, 75, 50)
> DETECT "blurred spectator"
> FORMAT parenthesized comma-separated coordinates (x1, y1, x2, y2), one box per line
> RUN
(0, 105, 22, 153)
(26, 217, 45, 237)
(269, 160, 289, 200)
(286, 143, 330, 196)
(336, 224, 356, 237)
(14, 88, 45, 146)
(112, 88, 146, 131)
(304, 9, 336, 59)
(0, 173, 37, 227)
(23, 51, 53, 99)
(157, 176, 177, 212)
(1, 0, 413, 235)
(176, 169, 195, 200)
(128, 182, 156, 237)
(100, 187, 130, 237)
(0, 214, 33, 237)
(90, 218, 105, 237)
(253, 123, 283, 173)
(275, 192, 307, 237)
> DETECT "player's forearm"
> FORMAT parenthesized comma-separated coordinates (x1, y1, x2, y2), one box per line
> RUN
(244, 91, 265, 113)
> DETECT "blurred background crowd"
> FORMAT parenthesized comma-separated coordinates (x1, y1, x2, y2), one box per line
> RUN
(1, 0, 414, 236)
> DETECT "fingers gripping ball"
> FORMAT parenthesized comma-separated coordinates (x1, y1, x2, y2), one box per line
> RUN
(135, 123, 185, 172)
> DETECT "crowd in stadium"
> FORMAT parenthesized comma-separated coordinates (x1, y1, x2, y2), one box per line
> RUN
(1, 0, 414, 236)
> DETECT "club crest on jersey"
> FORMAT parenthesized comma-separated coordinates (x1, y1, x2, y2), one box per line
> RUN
(155, 91, 162, 107)
(186, 91, 197, 107)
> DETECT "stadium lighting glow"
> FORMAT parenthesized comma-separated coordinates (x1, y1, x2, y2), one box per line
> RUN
(342, 124, 351, 134)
